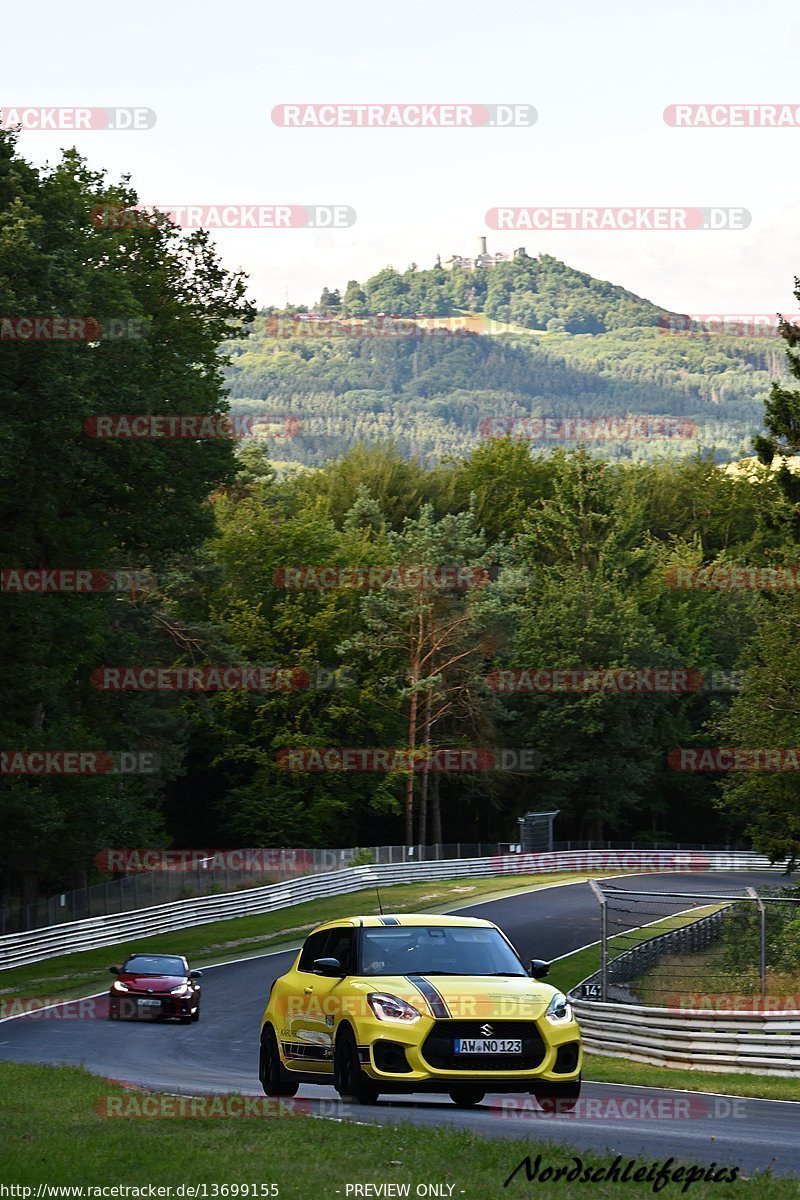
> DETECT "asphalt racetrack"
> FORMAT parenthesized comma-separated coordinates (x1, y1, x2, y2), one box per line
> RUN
(1, 871, 797, 1176)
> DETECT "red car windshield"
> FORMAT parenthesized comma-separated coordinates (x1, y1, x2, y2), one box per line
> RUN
(122, 954, 186, 976)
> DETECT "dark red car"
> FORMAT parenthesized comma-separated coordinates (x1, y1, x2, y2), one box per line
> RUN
(108, 952, 202, 1023)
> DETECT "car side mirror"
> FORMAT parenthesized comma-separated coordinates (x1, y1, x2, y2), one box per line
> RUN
(530, 958, 550, 979)
(313, 957, 343, 977)
(109, 966, 120, 975)
(189, 970, 202, 979)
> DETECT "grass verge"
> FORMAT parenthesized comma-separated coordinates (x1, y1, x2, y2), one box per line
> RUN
(1, 1062, 793, 1197)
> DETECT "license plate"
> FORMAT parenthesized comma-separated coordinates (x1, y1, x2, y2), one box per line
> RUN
(136, 998, 162, 1008)
(454, 1038, 522, 1054)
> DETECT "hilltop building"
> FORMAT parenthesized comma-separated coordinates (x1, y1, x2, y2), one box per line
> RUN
(443, 237, 529, 270)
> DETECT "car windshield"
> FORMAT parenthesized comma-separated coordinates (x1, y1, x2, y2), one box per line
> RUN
(359, 926, 526, 977)
(122, 954, 186, 976)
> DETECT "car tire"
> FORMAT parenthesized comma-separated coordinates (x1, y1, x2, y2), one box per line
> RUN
(259, 1025, 299, 1097)
(334, 1026, 379, 1105)
(533, 1076, 581, 1112)
(448, 1087, 485, 1107)
(179, 1015, 193, 1025)
(191, 1007, 200, 1022)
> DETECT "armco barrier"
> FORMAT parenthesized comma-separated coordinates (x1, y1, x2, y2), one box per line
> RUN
(569, 996, 800, 1077)
(0, 849, 790, 972)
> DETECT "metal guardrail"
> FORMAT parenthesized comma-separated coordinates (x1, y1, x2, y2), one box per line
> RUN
(0, 848, 790, 972)
(570, 996, 800, 1077)
(4, 839, 750, 934)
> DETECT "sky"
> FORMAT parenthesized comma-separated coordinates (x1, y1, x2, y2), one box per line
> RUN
(3, 0, 800, 316)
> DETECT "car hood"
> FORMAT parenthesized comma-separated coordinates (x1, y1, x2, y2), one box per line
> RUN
(352, 974, 555, 1020)
(117, 974, 186, 992)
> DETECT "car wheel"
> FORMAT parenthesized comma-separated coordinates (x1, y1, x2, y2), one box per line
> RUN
(533, 1076, 581, 1112)
(259, 1025, 299, 1097)
(334, 1026, 379, 1105)
(191, 1007, 200, 1022)
(179, 1015, 193, 1025)
(449, 1087, 485, 1107)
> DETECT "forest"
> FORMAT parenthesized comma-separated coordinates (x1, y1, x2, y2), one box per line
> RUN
(226, 255, 788, 468)
(2, 129, 800, 913)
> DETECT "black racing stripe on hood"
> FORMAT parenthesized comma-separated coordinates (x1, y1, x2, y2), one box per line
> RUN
(406, 974, 451, 1018)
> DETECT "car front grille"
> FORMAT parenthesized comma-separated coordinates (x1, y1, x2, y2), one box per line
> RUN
(421, 1020, 546, 1071)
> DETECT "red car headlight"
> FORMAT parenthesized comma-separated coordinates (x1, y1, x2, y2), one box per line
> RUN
(367, 992, 421, 1023)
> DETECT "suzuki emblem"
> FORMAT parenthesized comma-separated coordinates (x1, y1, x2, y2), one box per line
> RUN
(480, 1023, 493, 1037)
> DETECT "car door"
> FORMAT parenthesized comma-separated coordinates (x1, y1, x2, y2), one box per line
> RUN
(282, 931, 328, 1069)
(295, 927, 356, 1074)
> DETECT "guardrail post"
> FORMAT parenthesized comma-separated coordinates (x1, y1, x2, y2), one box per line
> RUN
(588, 879, 608, 1001)
(747, 887, 767, 998)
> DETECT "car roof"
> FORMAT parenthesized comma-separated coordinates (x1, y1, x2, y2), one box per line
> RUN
(123, 951, 188, 963)
(306, 913, 496, 933)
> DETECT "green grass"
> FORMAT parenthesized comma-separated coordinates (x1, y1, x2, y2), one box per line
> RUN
(1, 1063, 793, 1197)
(549, 906, 725, 995)
(631, 946, 800, 1007)
(0, 872, 615, 1006)
(582, 1055, 799, 1102)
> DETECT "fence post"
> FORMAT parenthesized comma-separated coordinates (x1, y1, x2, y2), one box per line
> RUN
(747, 887, 767, 998)
(588, 879, 608, 1001)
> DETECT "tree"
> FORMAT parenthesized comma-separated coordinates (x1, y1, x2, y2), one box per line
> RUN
(715, 595, 800, 867)
(339, 504, 506, 844)
(753, 282, 800, 539)
(0, 130, 254, 906)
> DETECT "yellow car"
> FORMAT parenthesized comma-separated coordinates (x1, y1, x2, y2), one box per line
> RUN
(259, 913, 581, 1107)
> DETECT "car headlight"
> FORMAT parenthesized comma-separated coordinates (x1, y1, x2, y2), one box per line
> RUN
(111, 981, 129, 994)
(170, 984, 191, 995)
(367, 992, 421, 1023)
(544, 992, 573, 1023)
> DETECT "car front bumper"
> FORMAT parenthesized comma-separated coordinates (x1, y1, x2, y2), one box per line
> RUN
(109, 993, 197, 1019)
(357, 1015, 582, 1087)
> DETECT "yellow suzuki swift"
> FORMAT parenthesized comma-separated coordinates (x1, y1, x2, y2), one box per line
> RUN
(259, 914, 581, 1107)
